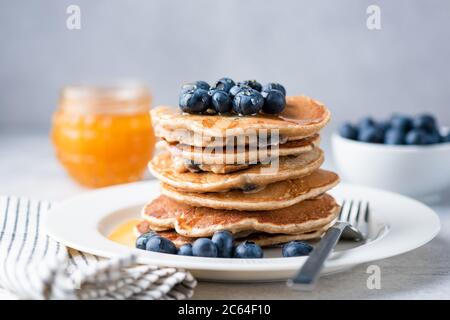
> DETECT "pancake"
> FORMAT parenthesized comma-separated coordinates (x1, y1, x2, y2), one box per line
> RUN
(134, 220, 330, 248)
(151, 96, 331, 146)
(142, 194, 339, 237)
(161, 134, 320, 165)
(161, 169, 340, 211)
(148, 148, 324, 193)
(171, 153, 251, 174)
(154, 125, 308, 148)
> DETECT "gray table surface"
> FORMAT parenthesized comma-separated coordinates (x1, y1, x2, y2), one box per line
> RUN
(1, 133, 449, 300)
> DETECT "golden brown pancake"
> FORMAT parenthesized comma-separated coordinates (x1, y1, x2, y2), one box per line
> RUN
(142, 194, 339, 237)
(148, 148, 324, 193)
(151, 96, 331, 145)
(134, 220, 330, 248)
(161, 169, 340, 211)
(161, 134, 320, 165)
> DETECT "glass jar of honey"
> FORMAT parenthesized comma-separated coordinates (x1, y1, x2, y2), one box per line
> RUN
(51, 83, 155, 188)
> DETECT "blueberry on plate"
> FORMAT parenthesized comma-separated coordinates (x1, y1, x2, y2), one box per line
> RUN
(339, 123, 359, 140)
(145, 236, 177, 254)
(211, 90, 232, 114)
(211, 230, 234, 258)
(384, 128, 406, 145)
(214, 77, 235, 93)
(413, 114, 437, 132)
(262, 89, 286, 114)
(192, 238, 218, 257)
(262, 83, 286, 96)
(405, 129, 428, 145)
(135, 231, 158, 250)
(234, 241, 264, 259)
(390, 114, 413, 132)
(358, 117, 376, 130)
(238, 80, 262, 92)
(177, 244, 193, 256)
(181, 80, 210, 92)
(179, 88, 211, 113)
(232, 89, 264, 115)
(358, 126, 384, 143)
(282, 241, 313, 257)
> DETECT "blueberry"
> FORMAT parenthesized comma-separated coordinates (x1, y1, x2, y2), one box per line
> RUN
(358, 126, 384, 143)
(192, 238, 218, 257)
(444, 133, 450, 143)
(339, 123, 359, 140)
(145, 236, 177, 254)
(211, 230, 234, 258)
(214, 77, 235, 93)
(390, 114, 413, 132)
(181, 81, 210, 92)
(135, 231, 157, 250)
(179, 89, 211, 113)
(376, 121, 391, 135)
(229, 84, 251, 97)
(384, 128, 406, 145)
(211, 90, 232, 114)
(282, 241, 313, 257)
(262, 89, 286, 114)
(358, 117, 376, 129)
(238, 80, 262, 92)
(413, 114, 437, 132)
(424, 129, 441, 144)
(177, 244, 193, 256)
(233, 89, 264, 115)
(262, 83, 286, 96)
(234, 241, 264, 259)
(405, 129, 428, 145)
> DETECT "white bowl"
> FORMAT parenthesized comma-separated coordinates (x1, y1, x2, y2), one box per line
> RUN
(331, 133, 450, 197)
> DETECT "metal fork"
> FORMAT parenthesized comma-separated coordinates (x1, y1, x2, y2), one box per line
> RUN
(287, 200, 371, 290)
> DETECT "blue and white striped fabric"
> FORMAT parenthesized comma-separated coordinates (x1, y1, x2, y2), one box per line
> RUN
(0, 196, 196, 300)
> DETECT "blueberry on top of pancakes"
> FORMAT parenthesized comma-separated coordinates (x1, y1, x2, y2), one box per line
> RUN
(238, 80, 262, 92)
(262, 82, 286, 96)
(179, 88, 211, 113)
(213, 77, 235, 93)
(232, 88, 264, 115)
(262, 89, 286, 114)
(211, 90, 233, 114)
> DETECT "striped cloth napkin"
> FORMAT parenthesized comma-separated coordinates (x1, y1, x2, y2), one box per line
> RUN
(0, 196, 197, 300)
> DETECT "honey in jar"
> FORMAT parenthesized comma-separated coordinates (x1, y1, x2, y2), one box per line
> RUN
(52, 84, 155, 187)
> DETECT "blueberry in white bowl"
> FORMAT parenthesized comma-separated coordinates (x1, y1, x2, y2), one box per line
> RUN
(333, 113, 450, 197)
(234, 241, 263, 259)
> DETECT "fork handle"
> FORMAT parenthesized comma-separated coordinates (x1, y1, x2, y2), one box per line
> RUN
(287, 222, 348, 290)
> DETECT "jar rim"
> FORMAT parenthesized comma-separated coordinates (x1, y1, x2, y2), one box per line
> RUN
(61, 81, 150, 102)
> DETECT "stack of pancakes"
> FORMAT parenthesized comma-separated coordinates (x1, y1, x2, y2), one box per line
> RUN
(135, 95, 341, 248)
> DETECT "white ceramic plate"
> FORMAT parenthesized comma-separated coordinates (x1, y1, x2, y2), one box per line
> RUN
(44, 180, 440, 281)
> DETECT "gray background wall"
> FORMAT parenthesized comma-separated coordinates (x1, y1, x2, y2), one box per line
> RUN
(1, 0, 450, 133)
